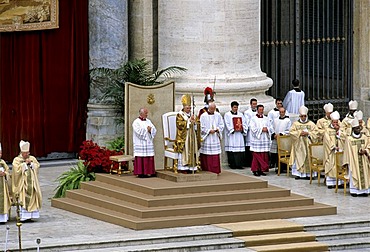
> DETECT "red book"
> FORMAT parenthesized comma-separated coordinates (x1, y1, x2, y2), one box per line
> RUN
(232, 117, 243, 132)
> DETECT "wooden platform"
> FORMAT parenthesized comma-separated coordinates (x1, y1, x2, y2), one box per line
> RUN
(216, 220, 329, 251)
(51, 171, 336, 230)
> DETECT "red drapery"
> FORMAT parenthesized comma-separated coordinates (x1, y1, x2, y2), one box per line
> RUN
(0, 0, 89, 161)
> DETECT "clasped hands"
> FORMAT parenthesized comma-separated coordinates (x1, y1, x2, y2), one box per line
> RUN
(358, 148, 367, 156)
(210, 129, 219, 134)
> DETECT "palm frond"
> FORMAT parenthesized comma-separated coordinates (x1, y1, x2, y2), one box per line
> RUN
(152, 66, 187, 82)
(53, 161, 95, 198)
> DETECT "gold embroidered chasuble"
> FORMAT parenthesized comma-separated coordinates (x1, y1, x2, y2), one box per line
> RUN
(343, 133, 370, 190)
(174, 111, 199, 167)
(323, 127, 345, 178)
(289, 120, 318, 174)
(12, 155, 42, 212)
(0, 159, 11, 214)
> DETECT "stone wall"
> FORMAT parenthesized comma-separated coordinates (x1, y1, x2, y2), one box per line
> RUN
(353, 0, 370, 117)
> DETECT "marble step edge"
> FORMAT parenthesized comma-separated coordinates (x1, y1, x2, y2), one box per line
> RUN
(324, 237, 370, 250)
(21, 237, 245, 252)
(314, 226, 370, 240)
(303, 219, 370, 231)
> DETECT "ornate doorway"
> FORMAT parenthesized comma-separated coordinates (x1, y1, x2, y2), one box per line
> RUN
(261, 0, 353, 120)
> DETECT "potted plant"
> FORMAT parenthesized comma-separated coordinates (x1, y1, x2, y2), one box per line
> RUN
(79, 140, 123, 173)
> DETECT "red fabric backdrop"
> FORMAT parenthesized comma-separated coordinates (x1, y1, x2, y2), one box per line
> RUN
(0, 0, 89, 161)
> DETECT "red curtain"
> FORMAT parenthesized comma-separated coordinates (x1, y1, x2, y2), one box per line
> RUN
(0, 0, 89, 161)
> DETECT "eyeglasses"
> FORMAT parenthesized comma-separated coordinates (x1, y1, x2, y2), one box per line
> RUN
(277, 102, 283, 105)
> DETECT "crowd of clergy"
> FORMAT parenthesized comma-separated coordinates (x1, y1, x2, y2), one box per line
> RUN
(132, 84, 370, 198)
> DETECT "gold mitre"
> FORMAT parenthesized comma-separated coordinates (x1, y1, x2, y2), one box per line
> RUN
(181, 94, 192, 106)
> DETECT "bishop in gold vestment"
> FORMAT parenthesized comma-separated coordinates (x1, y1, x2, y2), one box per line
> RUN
(0, 143, 11, 223)
(323, 111, 345, 188)
(289, 106, 318, 179)
(343, 118, 370, 197)
(316, 103, 333, 142)
(12, 140, 42, 221)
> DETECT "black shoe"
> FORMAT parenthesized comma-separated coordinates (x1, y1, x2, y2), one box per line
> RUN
(253, 171, 260, 177)
(303, 177, 311, 180)
(359, 193, 369, 197)
(327, 186, 335, 189)
(338, 184, 345, 189)
(351, 193, 358, 197)
(259, 171, 267, 176)
(295, 176, 301, 180)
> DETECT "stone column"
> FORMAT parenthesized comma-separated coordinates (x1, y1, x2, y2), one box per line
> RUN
(158, 0, 274, 114)
(128, 0, 157, 67)
(353, 0, 370, 116)
(87, 0, 128, 146)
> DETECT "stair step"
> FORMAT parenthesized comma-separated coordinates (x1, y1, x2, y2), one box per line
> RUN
(304, 219, 370, 231)
(64, 237, 245, 252)
(94, 172, 268, 196)
(216, 219, 304, 236)
(239, 231, 316, 246)
(314, 226, 370, 240)
(248, 241, 328, 252)
(70, 238, 244, 252)
(81, 180, 291, 207)
(324, 237, 370, 251)
(52, 198, 336, 230)
(66, 189, 313, 218)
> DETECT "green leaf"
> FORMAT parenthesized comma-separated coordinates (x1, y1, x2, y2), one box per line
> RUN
(53, 161, 95, 198)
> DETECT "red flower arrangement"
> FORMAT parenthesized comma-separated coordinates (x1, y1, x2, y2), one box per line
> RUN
(79, 140, 123, 173)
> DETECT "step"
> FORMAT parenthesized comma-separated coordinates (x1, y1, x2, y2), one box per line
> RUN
(314, 226, 370, 240)
(66, 189, 313, 218)
(14, 225, 236, 252)
(216, 219, 304, 236)
(94, 171, 268, 196)
(52, 198, 336, 230)
(248, 241, 328, 252)
(63, 237, 246, 252)
(239, 231, 316, 246)
(81, 180, 291, 207)
(324, 237, 370, 251)
(304, 219, 370, 231)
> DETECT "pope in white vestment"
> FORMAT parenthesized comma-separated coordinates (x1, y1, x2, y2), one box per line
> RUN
(199, 102, 224, 174)
(132, 108, 157, 177)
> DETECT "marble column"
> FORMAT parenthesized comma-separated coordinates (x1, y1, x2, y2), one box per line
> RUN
(158, 0, 274, 114)
(87, 0, 128, 146)
(353, 0, 370, 116)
